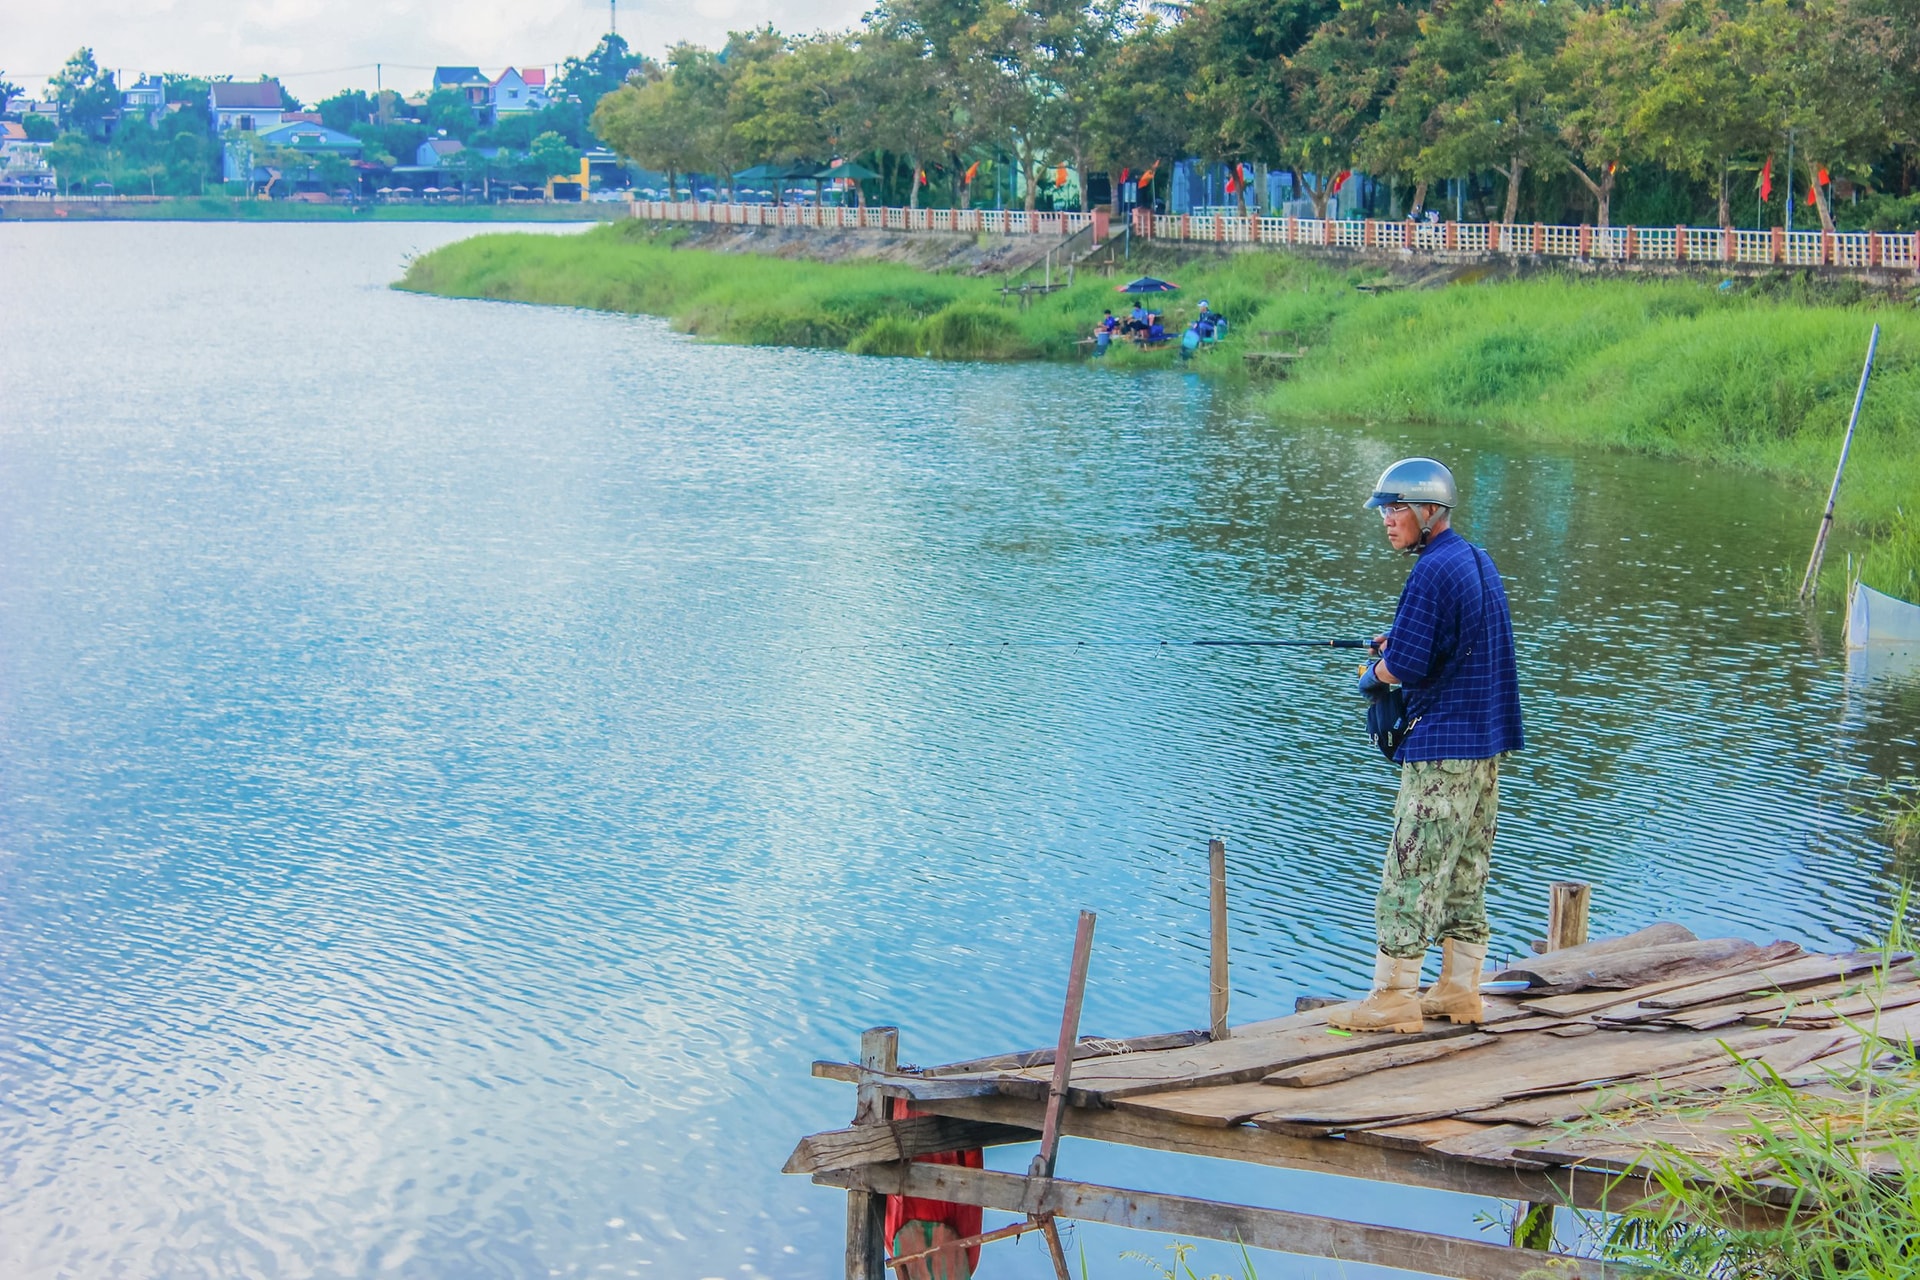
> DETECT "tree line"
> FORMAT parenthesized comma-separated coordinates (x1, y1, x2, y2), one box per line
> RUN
(8, 38, 642, 197)
(590, 0, 1920, 232)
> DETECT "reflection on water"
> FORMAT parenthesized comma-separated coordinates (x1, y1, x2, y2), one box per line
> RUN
(2, 222, 1917, 1279)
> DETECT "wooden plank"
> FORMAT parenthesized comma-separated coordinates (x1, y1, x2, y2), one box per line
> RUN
(1209, 838, 1230, 1040)
(1264, 1034, 1496, 1087)
(811, 1161, 1636, 1280)
(812, 1065, 1010, 1100)
(783, 1116, 1038, 1175)
(1428, 1123, 1555, 1170)
(1517, 922, 1697, 967)
(1634, 952, 1907, 1011)
(1775, 984, 1920, 1028)
(1241, 1027, 1799, 1129)
(1522, 947, 1810, 1018)
(1455, 1031, 1847, 1126)
(907, 1092, 1653, 1217)
(923, 1030, 1209, 1077)
(986, 999, 1533, 1104)
(1494, 938, 1796, 992)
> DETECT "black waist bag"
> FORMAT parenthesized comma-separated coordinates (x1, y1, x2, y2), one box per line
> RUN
(1365, 684, 1411, 762)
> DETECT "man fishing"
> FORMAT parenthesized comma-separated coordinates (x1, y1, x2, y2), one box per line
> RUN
(1329, 458, 1524, 1034)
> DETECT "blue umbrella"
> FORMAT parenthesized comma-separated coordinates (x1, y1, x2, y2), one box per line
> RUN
(1116, 276, 1179, 293)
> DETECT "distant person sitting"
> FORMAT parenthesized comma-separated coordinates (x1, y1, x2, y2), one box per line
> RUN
(1140, 317, 1168, 346)
(1099, 309, 1119, 334)
(1123, 302, 1150, 334)
(1194, 299, 1226, 340)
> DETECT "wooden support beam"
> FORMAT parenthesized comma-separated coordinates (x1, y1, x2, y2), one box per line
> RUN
(784, 1116, 1038, 1176)
(903, 1092, 1649, 1217)
(1517, 881, 1592, 1251)
(813, 1162, 1638, 1280)
(846, 1027, 896, 1280)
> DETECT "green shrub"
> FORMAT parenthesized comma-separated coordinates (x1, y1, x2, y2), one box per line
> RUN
(848, 315, 925, 357)
(920, 302, 1032, 359)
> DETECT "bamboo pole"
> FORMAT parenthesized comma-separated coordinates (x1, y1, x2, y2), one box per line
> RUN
(1799, 324, 1881, 600)
(1031, 910, 1096, 1280)
(1209, 839, 1230, 1040)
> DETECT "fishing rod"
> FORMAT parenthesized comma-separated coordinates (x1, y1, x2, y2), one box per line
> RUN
(805, 637, 1374, 652)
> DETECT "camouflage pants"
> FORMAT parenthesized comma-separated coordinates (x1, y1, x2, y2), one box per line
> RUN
(1376, 757, 1500, 961)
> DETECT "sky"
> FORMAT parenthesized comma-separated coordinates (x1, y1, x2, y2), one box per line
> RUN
(3, 0, 869, 99)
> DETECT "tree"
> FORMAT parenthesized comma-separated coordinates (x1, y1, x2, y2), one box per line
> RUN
(1036, 0, 1135, 211)
(23, 114, 58, 141)
(1740, 0, 1896, 233)
(0, 74, 21, 114)
(1632, 0, 1770, 229)
(46, 132, 105, 193)
(318, 89, 377, 134)
(422, 89, 479, 142)
(530, 131, 583, 184)
(1285, 0, 1423, 218)
(594, 73, 699, 197)
(1404, 0, 1572, 225)
(1185, 0, 1343, 217)
(1552, 2, 1655, 227)
(556, 32, 655, 134)
(49, 48, 119, 140)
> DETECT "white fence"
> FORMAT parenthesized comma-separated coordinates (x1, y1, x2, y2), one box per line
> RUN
(630, 199, 1102, 239)
(628, 198, 1920, 272)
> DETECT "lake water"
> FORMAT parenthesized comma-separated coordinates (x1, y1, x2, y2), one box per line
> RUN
(3, 222, 1917, 1280)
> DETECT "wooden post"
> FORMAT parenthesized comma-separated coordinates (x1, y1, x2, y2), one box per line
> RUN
(1546, 882, 1591, 953)
(1209, 839, 1230, 1040)
(847, 1026, 898, 1280)
(1513, 883, 1590, 1251)
(1031, 911, 1096, 1280)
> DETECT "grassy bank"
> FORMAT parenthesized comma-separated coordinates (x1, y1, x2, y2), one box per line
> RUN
(0, 197, 620, 223)
(400, 221, 1919, 592)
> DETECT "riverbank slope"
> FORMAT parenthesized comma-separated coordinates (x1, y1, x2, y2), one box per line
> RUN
(400, 221, 1919, 594)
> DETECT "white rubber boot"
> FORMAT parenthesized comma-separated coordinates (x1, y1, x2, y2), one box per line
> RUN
(1420, 938, 1488, 1024)
(1327, 951, 1426, 1033)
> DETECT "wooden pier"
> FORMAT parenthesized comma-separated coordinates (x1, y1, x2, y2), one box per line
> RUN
(787, 880, 1920, 1279)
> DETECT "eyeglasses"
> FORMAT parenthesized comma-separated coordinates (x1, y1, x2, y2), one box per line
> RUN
(1381, 502, 1412, 515)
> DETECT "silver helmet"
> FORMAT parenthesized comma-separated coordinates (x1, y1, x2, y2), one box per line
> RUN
(1364, 458, 1456, 512)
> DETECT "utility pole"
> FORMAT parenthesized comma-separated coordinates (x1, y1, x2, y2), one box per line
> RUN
(610, 0, 618, 36)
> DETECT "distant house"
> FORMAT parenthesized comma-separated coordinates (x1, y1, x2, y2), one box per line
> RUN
(432, 67, 493, 112)
(209, 81, 287, 136)
(0, 136, 54, 195)
(491, 67, 549, 115)
(416, 138, 466, 168)
(122, 75, 166, 129)
(280, 111, 324, 125)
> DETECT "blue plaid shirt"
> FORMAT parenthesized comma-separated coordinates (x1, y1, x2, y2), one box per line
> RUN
(1382, 528, 1524, 762)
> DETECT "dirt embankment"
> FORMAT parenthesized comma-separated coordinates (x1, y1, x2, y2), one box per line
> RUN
(656, 222, 1085, 277)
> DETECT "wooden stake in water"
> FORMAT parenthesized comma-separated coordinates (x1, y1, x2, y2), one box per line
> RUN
(1799, 324, 1881, 600)
(1209, 839, 1230, 1041)
(1513, 882, 1592, 1251)
(1030, 910, 1096, 1280)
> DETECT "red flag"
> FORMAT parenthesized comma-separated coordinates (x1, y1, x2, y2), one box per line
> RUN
(1055, 165, 1068, 187)
(1138, 166, 1156, 186)
(1817, 166, 1830, 186)
(1224, 170, 1240, 195)
(1758, 156, 1773, 202)
(1805, 183, 1819, 206)
(916, 168, 927, 186)
(1330, 169, 1352, 193)
(963, 161, 979, 184)
(1119, 167, 1130, 184)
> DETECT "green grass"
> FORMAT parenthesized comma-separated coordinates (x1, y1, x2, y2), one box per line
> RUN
(401, 222, 1920, 564)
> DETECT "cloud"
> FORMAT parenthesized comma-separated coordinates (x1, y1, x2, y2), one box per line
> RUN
(6, 0, 868, 97)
